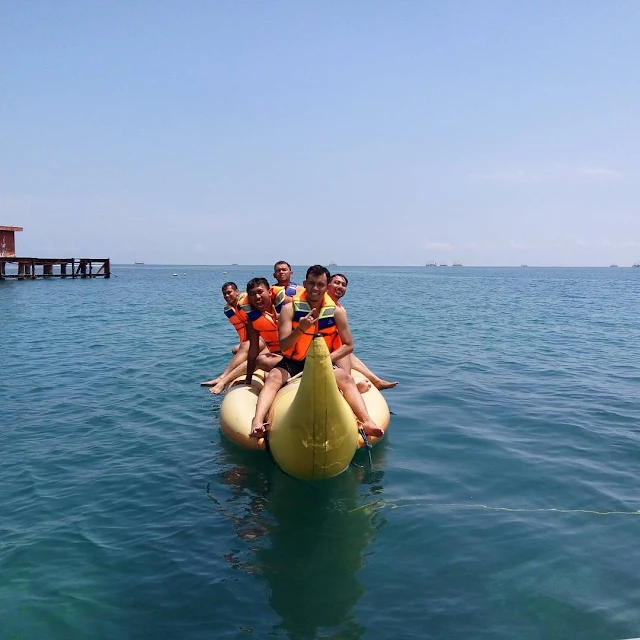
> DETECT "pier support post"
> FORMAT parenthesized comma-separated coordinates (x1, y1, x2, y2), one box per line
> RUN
(2, 257, 110, 279)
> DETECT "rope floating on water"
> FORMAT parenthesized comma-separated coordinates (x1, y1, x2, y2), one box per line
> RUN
(348, 500, 640, 517)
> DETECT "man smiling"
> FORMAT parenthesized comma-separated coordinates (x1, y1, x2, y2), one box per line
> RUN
(249, 265, 383, 440)
(241, 277, 285, 384)
(204, 277, 281, 395)
(328, 273, 398, 391)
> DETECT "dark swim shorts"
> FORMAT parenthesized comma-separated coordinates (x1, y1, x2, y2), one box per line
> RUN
(276, 356, 306, 378)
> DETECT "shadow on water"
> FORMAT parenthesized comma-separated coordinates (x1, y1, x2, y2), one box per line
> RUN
(207, 435, 388, 640)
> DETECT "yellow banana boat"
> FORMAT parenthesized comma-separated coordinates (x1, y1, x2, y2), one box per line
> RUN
(218, 337, 390, 480)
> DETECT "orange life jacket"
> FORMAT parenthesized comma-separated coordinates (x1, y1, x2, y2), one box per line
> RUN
(283, 292, 338, 361)
(270, 283, 299, 313)
(238, 301, 280, 353)
(224, 292, 248, 342)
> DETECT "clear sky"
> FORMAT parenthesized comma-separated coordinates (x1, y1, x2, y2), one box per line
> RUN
(2, 1, 639, 266)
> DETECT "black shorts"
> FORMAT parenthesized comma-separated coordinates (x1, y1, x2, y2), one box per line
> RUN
(276, 356, 306, 378)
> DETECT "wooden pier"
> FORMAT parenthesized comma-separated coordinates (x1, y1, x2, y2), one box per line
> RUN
(0, 257, 110, 280)
(0, 226, 110, 280)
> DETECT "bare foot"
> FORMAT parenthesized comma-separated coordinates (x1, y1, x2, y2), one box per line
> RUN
(201, 377, 221, 387)
(374, 379, 399, 390)
(209, 380, 226, 395)
(356, 379, 371, 394)
(359, 419, 384, 438)
(249, 420, 269, 438)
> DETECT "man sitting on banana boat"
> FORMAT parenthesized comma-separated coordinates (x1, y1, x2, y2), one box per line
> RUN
(204, 277, 284, 394)
(200, 281, 264, 389)
(242, 276, 287, 376)
(328, 273, 398, 391)
(270, 260, 303, 312)
(238, 271, 369, 396)
(202, 260, 300, 392)
(249, 264, 384, 441)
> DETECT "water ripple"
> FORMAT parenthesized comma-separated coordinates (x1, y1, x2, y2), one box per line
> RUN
(2, 266, 640, 639)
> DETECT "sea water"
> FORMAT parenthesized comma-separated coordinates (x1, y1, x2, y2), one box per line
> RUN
(1, 265, 639, 640)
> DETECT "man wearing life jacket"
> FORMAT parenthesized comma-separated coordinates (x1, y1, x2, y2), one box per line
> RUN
(249, 265, 384, 440)
(328, 273, 398, 391)
(240, 277, 286, 383)
(222, 281, 249, 344)
(270, 260, 304, 313)
(201, 281, 253, 389)
(203, 277, 281, 395)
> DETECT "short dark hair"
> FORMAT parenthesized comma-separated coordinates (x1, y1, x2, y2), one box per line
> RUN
(305, 264, 330, 281)
(330, 273, 348, 286)
(246, 277, 270, 293)
(221, 281, 238, 291)
(273, 260, 291, 270)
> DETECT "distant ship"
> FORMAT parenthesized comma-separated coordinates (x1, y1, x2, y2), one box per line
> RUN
(521, 264, 528, 268)
(329, 261, 338, 267)
(425, 260, 437, 267)
(452, 261, 463, 267)
(610, 264, 619, 268)
(134, 261, 144, 265)
(231, 263, 239, 266)
(633, 260, 640, 268)
(439, 263, 448, 267)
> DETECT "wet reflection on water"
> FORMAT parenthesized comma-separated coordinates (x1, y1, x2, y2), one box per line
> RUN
(208, 437, 387, 639)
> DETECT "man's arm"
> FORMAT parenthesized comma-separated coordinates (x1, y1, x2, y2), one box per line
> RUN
(244, 322, 260, 383)
(282, 285, 304, 307)
(330, 306, 354, 363)
(278, 302, 316, 354)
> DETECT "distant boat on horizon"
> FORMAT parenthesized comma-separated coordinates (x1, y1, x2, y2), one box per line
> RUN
(610, 264, 619, 268)
(328, 261, 338, 267)
(134, 261, 144, 265)
(633, 260, 640, 268)
(425, 260, 437, 267)
(521, 264, 529, 268)
(452, 261, 463, 267)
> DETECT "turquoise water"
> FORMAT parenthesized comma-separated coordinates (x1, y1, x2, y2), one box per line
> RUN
(2, 265, 640, 640)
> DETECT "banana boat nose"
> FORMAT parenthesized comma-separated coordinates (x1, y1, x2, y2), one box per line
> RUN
(268, 336, 359, 480)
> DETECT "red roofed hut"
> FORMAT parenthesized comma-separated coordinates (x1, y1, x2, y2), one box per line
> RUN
(0, 226, 23, 257)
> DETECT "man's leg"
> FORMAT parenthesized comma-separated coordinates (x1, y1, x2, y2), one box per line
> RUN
(202, 338, 267, 386)
(334, 368, 384, 438)
(209, 362, 248, 394)
(351, 354, 398, 390)
(250, 366, 290, 438)
(334, 354, 371, 394)
(209, 349, 280, 395)
(201, 341, 250, 386)
(255, 352, 283, 373)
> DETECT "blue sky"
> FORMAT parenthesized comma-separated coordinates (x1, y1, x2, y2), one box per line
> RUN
(2, 1, 638, 266)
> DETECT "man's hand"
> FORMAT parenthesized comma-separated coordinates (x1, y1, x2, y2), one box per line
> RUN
(298, 310, 316, 333)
